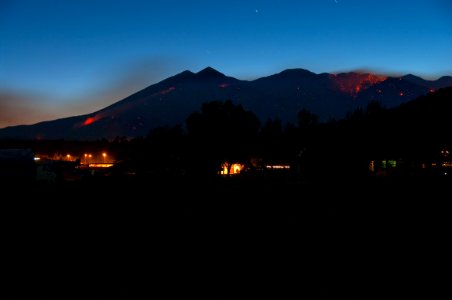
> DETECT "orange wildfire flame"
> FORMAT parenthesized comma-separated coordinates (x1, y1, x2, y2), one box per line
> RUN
(75, 88, 162, 129)
(76, 114, 104, 128)
(83, 117, 96, 126)
(331, 73, 387, 97)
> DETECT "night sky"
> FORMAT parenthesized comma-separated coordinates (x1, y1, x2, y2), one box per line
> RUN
(1, 0, 451, 128)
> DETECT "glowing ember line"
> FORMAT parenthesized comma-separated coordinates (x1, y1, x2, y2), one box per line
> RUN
(83, 117, 96, 126)
(159, 86, 176, 95)
(77, 113, 105, 128)
(219, 83, 230, 88)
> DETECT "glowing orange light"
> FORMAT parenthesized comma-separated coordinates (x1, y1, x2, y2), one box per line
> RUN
(219, 83, 230, 88)
(220, 163, 243, 175)
(233, 164, 241, 174)
(78, 114, 106, 127)
(102, 153, 106, 158)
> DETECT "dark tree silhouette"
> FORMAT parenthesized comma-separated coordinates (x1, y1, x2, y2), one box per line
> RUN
(259, 118, 289, 161)
(366, 100, 385, 115)
(186, 100, 260, 174)
(345, 107, 364, 120)
(298, 108, 318, 129)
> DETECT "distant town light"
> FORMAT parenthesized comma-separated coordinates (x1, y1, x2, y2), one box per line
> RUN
(265, 165, 290, 169)
(88, 163, 113, 168)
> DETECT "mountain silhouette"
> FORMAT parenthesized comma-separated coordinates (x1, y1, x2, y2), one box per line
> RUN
(0, 67, 451, 140)
(402, 74, 452, 89)
(195, 66, 228, 79)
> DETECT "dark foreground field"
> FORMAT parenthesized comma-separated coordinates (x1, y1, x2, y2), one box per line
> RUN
(3, 175, 450, 299)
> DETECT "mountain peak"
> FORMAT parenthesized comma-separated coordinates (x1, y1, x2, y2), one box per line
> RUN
(2, 66, 449, 139)
(174, 69, 195, 78)
(278, 68, 316, 77)
(402, 74, 422, 81)
(196, 67, 226, 78)
(156, 69, 195, 85)
(180, 70, 195, 76)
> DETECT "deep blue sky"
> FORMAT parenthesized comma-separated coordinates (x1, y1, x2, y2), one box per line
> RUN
(1, 0, 451, 127)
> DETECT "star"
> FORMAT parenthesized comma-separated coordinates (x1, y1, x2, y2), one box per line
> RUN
(255, 9, 259, 13)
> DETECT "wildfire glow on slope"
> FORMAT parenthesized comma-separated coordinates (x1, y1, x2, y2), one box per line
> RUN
(77, 112, 109, 128)
(157, 86, 176, 95)
(83, 117, 97, 126)
(75, 86, 178, 129)
(331, 73, 387, 97)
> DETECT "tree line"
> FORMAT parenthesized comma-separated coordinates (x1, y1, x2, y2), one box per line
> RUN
(1, 88, 451, 180)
